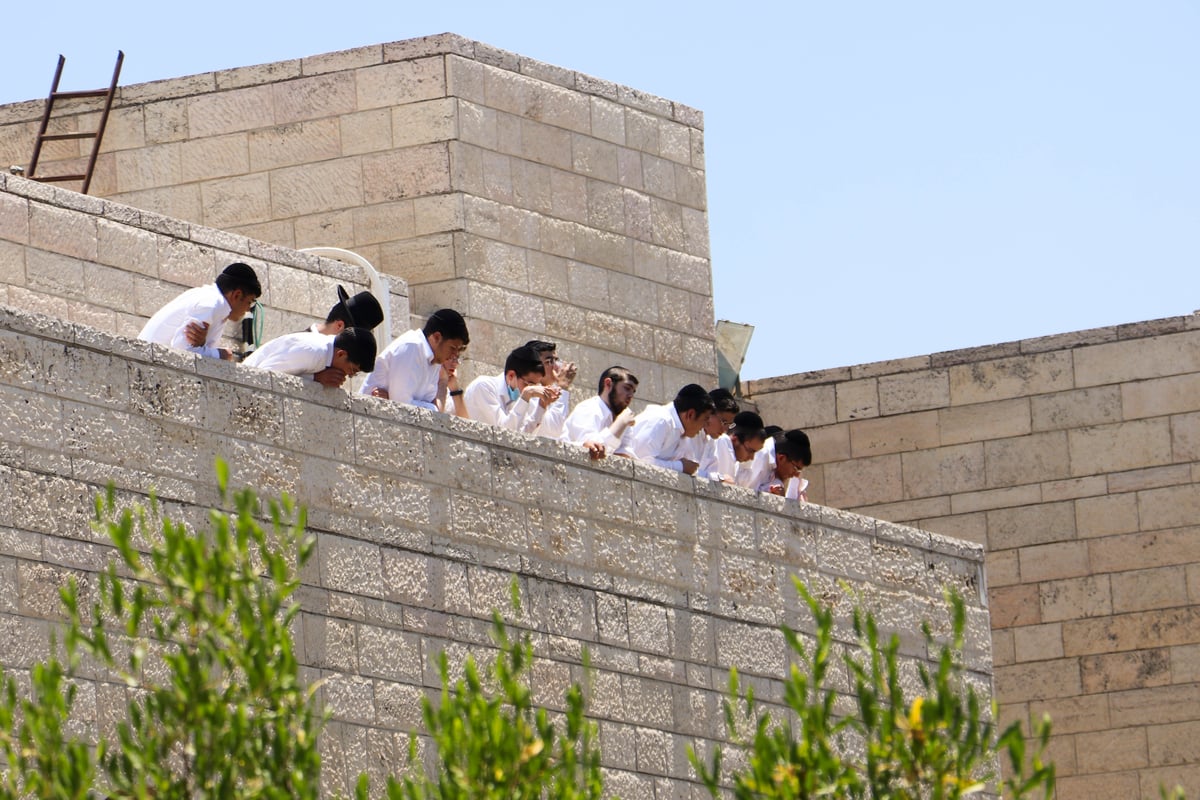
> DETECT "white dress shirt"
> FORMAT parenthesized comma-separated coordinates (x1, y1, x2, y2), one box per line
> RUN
(359, 328, 441, 411)
(615, 402, 694, 471)
(463, 373, 544, 432)
(561, 395, 612, 444)
(533, 389, 569, 439)
(243, 331, 333, 376)
(739, 436, 776, 490)
(561, 394, 630, 451)
(690, 431, 715, 472)
(138, 283, 232, 359)
(699, 434, 738, 482)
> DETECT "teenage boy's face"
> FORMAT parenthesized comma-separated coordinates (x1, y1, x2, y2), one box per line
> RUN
(776, 453, 805, 480)
(429, 334, 467, 367)
(535, 350, 557, 386)
(227, 289, 258, 322)
(733, 434, 765, 463)
(681, 409, 711, 438)
(331, 350, 361, 378)
(705, 411, 735, 439)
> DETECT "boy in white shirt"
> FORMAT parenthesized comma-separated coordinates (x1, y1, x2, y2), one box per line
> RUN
(463, 345, 557, 431)
(361, 308, 469, 416)
(759, 429, 813, 501)
(615, 384, 714, 474)
(561, 366, 639, 459)
(703, 411, 768, 484)
(138, 262, 260, 361)
(525, 340, 574, 439)
(244, 328, 376, 388)
(695, 388, 739, 479)
(738, 424, 782, 490)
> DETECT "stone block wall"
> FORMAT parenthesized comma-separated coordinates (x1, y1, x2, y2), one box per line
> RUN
(743, 315, 1200, 798)
(0, 305, 989, 798)
(0, 33, 716, 403)
(0, 172, 409, 347)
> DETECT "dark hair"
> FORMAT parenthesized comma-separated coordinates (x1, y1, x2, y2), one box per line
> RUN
(774, 429, 813, 467)
(673, 383, 716, 416)
(524, 340, 557, 357)
(729, 410, 765, 442)
(709, 387, 739, 415)
(215, 262, 261, 297)
(422, 308, 470, 344)
(597, 366, 638, 394)
(333, 328, 377, 372)
(504, 345, 545, 378)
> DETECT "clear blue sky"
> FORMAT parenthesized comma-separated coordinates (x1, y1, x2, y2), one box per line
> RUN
(4, 1, 1197, 380)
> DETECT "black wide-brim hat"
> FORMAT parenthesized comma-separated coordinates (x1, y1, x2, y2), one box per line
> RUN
(335, 286, 385, 330)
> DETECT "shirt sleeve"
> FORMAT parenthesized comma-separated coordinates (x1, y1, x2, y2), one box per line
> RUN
(701, 435, 735, 482)
(360, 356, 387, 396)
(466, 378, 541, 431)
(168, 295, 227, 359)
(562, 400, 600, 444)
(738, 443, 775, 490)
(464, 378, 502, 425)
(374, 339, 439, 409)
(518, 400, 546, 434)
(245, 337, 328, 376)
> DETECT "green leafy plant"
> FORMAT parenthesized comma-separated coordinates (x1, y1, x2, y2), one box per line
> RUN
(0, 648, 95, 800)
(0, 460, 323, 800)
(362, 586, 605, 800)
(691, 579, 1056, 799)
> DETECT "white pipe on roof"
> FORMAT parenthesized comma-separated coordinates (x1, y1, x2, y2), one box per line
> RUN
(300, 247, 393, 344)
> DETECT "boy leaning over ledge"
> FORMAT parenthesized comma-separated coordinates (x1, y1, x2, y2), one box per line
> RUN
(138, 262, 260, 361)
(615, 383, 715, 475)
(463, 344, 553, 432)
(244, 328, 377, 389)
(360, 308, 470, 417)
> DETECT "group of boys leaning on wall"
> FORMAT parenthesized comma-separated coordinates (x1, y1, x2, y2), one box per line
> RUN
(138, 263, 813, 500)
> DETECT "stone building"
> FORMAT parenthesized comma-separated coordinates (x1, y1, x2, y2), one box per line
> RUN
(746, 316, 1200, 797)
(2, 29, 1189, 799)
(0, 33, 990, 798)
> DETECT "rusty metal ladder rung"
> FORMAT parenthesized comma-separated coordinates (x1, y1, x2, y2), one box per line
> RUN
(26, 51, 124, 195)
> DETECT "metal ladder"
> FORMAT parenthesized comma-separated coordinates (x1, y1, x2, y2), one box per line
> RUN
(25, 51, 124, 195)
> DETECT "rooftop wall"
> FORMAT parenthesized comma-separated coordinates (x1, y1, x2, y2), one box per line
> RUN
(0, 172, 409, 345)
(0, 305, 989, 797)
(744, 316, 1200, 798)
(0, 33, 717, 403)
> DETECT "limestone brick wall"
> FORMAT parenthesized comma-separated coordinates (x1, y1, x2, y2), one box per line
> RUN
(0, 305, 989, 798)
(0, 173, 409, 346)
(743, 315, 1200, 798)
(0, 33, 716, 403)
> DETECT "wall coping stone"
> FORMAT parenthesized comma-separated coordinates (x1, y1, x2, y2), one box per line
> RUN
(744, 311, 1200, 395)
(0, 301, 983, 575)
(0, 33, 703, 130)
